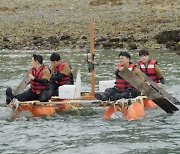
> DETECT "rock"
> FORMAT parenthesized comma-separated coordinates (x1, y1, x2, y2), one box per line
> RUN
(60, 35, 71, 41)
(102, 42, 112, 48)
(109, 38, 120, 43)
(0, 7, 9, 12)
(90, 0, 123, 6)
(47, 36, 59, 45)
(128, 43, 137, 50)
(155, 30, 180, 44)
(3, 37, 10, 42)
(96, 37, 108, 42)
(114, 43, 123, 48)
(81, 36, 87, 40)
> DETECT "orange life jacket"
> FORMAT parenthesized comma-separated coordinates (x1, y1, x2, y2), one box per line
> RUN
(30, 65, 49, 93)
(53, 62, 71, 86)
(138, 60, 158, 83)
(115, 63, 136, 91)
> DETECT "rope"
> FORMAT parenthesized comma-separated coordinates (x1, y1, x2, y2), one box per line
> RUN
(112, 99, 123, 119)
(110, 96, 146, 120)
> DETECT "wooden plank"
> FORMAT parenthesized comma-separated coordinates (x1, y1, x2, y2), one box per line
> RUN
(141, 72, 180, 105)
(14, 73, 30, 95)
(118, 68, 179, 113)
(8, 99, 103, 107)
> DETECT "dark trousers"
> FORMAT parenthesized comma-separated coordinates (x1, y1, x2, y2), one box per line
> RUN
(15, 89, 50, 102)
(38, 80, 73, 101)
(98, 87, 140, 101)
(48, 80, 72, 97)
(50, 81, 60, 96)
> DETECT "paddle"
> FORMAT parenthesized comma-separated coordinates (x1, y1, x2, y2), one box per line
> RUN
(0, 103, 7, 107)
(13, 73, 30, 95)
(118, 68, 179, 113)
(141, 72, 180, 105)
(1, 73, 30, 107)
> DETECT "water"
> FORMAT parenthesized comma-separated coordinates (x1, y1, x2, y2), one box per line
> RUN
(0, 49, 180, 154)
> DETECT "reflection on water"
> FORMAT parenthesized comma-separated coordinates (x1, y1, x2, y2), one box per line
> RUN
(0, 49, 180, 154)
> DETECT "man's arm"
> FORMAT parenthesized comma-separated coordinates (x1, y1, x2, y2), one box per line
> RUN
(34, 69, 51, 84)
(133, 67, 144, 81)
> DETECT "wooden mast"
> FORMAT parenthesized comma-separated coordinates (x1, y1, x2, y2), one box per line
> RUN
(81, 20, 96, 100)
(89, 20, 95, 98)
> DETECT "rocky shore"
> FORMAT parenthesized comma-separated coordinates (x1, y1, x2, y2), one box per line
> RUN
(0, 0, 179, 52)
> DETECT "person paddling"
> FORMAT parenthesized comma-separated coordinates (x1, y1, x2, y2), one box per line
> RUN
(95, 51, 144, 101)
(5, 54, 51, 104)
(138, 49, 164, 88)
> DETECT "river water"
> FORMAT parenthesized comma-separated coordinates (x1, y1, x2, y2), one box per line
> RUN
(0, 49, 180, 154)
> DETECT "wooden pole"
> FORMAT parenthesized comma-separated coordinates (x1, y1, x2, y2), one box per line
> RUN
(89, 20, 95, 98)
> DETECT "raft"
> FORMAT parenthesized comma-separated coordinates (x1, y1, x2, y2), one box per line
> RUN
(7, 95, 148, 119)
(7, 94, 103, 118)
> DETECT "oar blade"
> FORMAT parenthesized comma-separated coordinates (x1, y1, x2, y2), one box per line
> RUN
(142, 72, 180, 105)
(118, 68, 179, 113)
(14, 73, 30, 95)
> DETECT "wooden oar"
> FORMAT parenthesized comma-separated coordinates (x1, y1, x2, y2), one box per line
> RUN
(0, 103, 7, 107)
(14, 73, 30, 95)
(118, 68, 179, 113)
(141, 72, 180, 105)
(1, 73, 30, 107)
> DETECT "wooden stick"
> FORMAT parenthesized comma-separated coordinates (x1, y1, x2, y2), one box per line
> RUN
(4, 96, 147, 107)
(89, 20, 95, 98)
(8, 99, 102, 107)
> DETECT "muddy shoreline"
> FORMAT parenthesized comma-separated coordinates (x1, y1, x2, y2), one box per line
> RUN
(0, 0, 179, 51)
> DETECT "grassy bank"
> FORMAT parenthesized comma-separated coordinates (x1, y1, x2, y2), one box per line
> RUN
(0, 0, 179, 51)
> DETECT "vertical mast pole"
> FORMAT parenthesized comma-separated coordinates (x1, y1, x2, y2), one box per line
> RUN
(89, 20, 95, 97)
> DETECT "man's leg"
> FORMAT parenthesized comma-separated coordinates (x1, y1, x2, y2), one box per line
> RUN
(95, 88, 116, 101)
(6, 87, 14, 104)
(40, 81, 59, 102)
(49, 81, 59, 96)
(110, 88, 140, 101)
(39, 90, 51, 102)
(15, 89, 38, 102)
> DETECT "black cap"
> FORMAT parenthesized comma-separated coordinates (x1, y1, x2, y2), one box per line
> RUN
(50, 52, 61, 61)
(119, 51, 131, 59)
(32, 54, 43, 64)
(139, 49, 149, 56)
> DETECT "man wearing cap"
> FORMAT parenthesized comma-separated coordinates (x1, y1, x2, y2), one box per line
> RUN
(6, 54, 51, 104)
(95, 51, 144, 101)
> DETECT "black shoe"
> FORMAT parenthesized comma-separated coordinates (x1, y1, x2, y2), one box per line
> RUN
(6, 87, 13, 104)
(101, 94, 109, 101)
(95, 93, 108, 101)
(95, 93, 103, 100)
